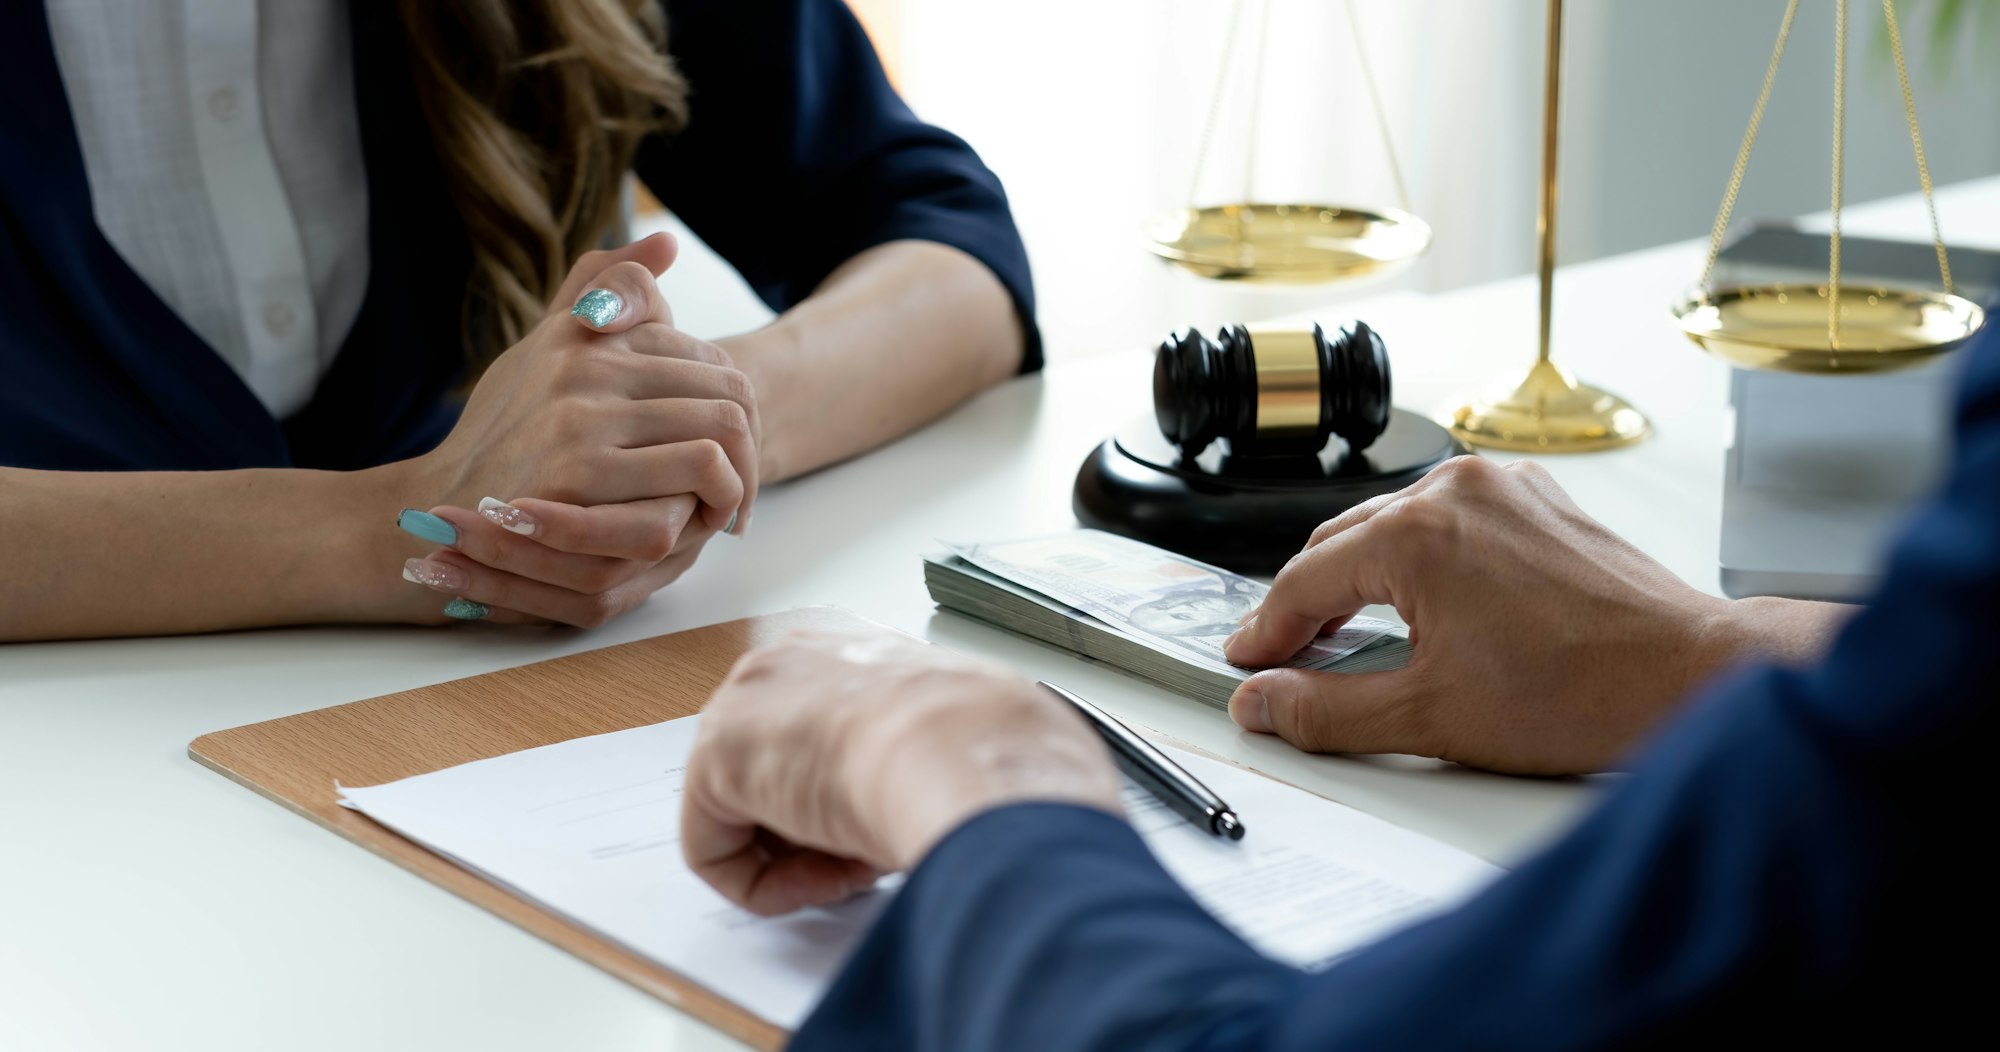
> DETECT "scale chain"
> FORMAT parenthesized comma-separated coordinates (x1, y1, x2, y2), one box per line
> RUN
(1701, 0, 1955, 355)
(1881, 0, 1955, 295)
(1185, 0, 1415, 223)
(1699, 0, 1799, 292)
(1831, 0, 1846, 352)
(1243, 0, 1275, 211)
(1186, 0, 1250, 209)
(1344, 0, 1412, 214)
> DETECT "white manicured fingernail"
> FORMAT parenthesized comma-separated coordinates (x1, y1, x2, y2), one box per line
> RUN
(478, 497, 538, 536)
(403, 557, 467, 592)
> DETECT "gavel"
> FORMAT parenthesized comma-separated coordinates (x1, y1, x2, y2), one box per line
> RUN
(1153, 321, 1391, 461)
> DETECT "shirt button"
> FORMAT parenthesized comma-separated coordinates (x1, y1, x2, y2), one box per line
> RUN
(208, 87, 240, 121)
(263, 301, 296, 338)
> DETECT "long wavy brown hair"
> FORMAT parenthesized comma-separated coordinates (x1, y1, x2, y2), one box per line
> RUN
(398, 0, 689, 369)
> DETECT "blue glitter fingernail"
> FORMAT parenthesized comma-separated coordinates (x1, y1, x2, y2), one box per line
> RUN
(442, 598, 491, 621)
(571, 288, 623, 328)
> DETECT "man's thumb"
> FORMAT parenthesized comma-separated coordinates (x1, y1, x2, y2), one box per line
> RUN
(1229, 667, 1417, 756)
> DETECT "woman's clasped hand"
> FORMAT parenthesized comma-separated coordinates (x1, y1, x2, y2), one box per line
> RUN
(391, 232, 761, 626)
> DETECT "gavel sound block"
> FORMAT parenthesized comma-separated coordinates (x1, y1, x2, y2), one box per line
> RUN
(1074, 321, 1465, 574)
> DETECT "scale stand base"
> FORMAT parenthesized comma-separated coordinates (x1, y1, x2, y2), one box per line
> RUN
(1447, 359, 1649, 453)
(1073, 408, 1465, 575)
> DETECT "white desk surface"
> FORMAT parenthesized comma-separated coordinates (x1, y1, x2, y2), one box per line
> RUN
(5, 177, 1996, 1051)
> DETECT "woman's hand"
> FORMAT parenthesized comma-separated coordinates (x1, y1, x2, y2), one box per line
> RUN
(408, 232, 760, 535)
(682, 629, 1122, 916)
(1223, 456, 1850, 775)
(396, 494, 716, 626)
(387, 233, 762, 625)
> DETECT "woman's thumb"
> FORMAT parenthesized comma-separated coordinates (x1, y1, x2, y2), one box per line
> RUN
(550, 231, 679, 314)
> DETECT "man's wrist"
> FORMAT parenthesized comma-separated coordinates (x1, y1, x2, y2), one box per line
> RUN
(1711, 595, 1855, 666)
(861, 684, 1124, 872)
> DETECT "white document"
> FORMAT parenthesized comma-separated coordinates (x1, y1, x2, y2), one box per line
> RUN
(338, 716, 1500, 1030)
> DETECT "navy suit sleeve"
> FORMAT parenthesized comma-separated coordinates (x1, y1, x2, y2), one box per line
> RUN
(796, 329, 2000, 1049)
(640, 0, 1041, 371)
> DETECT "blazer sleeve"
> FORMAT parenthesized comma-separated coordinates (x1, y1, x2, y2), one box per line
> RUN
(793, 329, 2000, 1050)
(639, 0, 1041, 371)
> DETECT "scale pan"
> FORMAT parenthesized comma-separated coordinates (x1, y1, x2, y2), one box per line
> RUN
(1144, 203, 1432, 284)
(1671, 284, 1985, 374)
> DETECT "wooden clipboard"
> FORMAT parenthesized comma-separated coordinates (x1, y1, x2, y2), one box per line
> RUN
(189, 606, 872, 1051)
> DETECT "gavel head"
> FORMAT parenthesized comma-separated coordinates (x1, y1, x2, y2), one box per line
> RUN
(1153, 320, 1391, 460)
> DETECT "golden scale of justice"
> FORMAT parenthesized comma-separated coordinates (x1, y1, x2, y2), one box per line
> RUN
(1077, 0, 1983, 571)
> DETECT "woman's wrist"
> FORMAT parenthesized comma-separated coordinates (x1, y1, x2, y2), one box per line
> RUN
(717, 324, 800, 483)
(298, 460, 452, 625)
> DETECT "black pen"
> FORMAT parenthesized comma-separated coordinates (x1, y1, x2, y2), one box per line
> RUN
(1039, 682, 1245, 841)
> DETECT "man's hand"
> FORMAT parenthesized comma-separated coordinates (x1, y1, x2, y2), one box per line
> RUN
(682, 629, 1122, 916)
(1224, 456, 1848, 775)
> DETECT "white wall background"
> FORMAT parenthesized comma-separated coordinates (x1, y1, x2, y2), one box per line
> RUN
(662, 1, 2000, 360)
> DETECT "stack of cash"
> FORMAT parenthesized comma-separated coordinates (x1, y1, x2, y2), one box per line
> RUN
(925, 530, 1410, 707)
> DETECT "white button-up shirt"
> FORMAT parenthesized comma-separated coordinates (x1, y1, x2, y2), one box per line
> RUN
(46, 0, 370, 418)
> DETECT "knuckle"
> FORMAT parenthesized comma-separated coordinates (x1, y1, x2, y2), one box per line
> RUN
(539, 479, 586, 505)
(638, 522, 678, 562)
(574, 445, 622, 492)
(571, 591, 624, 629)
(664, 331, 727, 367)
(721, 367, 757, 407)
(576, 561, 625, 594)
(621, 321, 665, 352)
(584, 343, 630, 374)
(695, 439, 733, 476)
(1430, 453, 1493, 485)
(1383, 496, 1460, 553)
(630, 322, 689, 359)
(713, 398, 750, 436)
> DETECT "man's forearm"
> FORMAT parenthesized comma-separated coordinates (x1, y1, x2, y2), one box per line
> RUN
(721, 240, 1026, 483)
(0, 464, 431, 640)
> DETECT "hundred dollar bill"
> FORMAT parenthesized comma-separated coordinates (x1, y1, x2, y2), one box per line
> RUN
(942, 530, 1400, 675)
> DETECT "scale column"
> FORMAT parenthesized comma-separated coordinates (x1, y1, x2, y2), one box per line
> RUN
(1446, 0, 1649, 453)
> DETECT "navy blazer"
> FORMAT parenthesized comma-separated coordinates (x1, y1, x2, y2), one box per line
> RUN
(798, 336, 1997, 1046)
(0, 1, 1035, 472)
